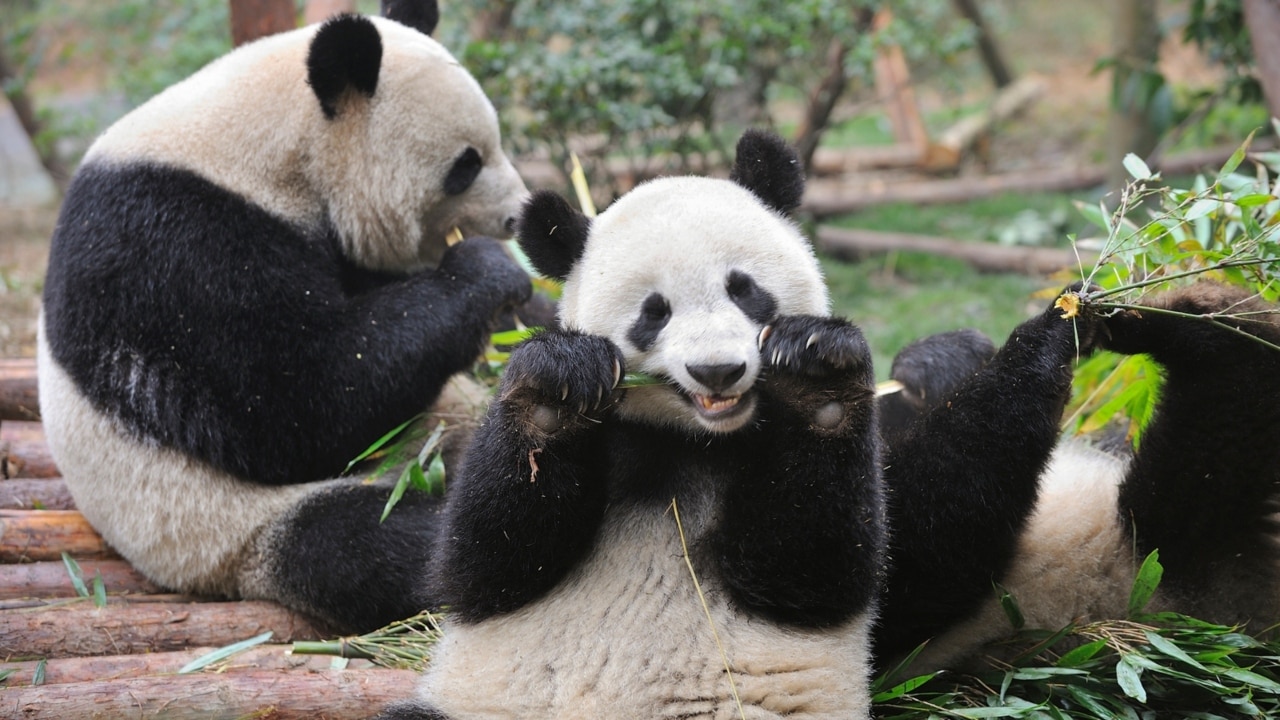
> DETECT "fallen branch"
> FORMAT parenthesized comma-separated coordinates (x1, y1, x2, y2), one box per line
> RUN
(0, 477, 74, 510)
(924, 75, 1046, 170)
(0, 558, 158, 600)
(0, 643, 376, 685)
(0, 358, 39, 422)
(816, 226, 1094, 275)
(0, 509, 113, 562)
(0, 666, 417, 719)
(0, 598, 325, 658)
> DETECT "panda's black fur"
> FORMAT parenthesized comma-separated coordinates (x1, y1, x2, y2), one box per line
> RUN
(381, 130, 889, 719)
(38, 0, 532, 632)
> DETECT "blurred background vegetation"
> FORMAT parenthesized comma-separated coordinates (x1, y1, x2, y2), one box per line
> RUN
(1, 0, 1276, 375)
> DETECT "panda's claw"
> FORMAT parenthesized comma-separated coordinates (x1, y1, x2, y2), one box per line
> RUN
(758, 325, 773, 351)
(611, 358, 622, 388)
(560, 384, 569, 402)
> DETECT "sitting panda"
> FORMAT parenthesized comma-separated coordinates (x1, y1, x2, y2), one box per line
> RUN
(37, 0, 533, 632)
(379, 129, 890, 719)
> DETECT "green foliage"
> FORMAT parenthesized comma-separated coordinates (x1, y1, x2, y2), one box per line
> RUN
(874, 553, 1280, 718)
(1064, 129, 1280, 441)
(445, 0, 972, 194)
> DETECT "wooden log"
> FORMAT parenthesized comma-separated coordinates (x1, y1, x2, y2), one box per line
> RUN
(0, 644, 377, 685)
(0, 559, 158, 600)
(924, 75, 1046, 171)
(0, 358, 39, 421)
(0, 477, 74, 510)
(816, 226, 1096, 276)
(0, 666, 418, 719)
(0, 509, 114, 562)
(0, 598, 326, 658)
(2, 419, 59, 479)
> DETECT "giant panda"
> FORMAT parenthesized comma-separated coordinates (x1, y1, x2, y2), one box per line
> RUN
(36, 0, 534, 633)
(377, 129, 890, 719)
(872, 279, 1280, 674)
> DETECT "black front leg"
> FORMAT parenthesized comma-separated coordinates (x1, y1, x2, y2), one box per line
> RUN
(875, 285, 1104, 660)
(429, 329, 624, 623)
(716, 315, 886, 628)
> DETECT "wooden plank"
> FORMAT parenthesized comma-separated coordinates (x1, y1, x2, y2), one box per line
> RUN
(0, 357, 39, 421)
(0, 509, 115, 562)
(0, 558, 158, 599)
(0, 477, 74, 510)
(2, 419, 59, 478)
(0, 666, 417, 719)
(0, 598, 325, 658)
(816, 226, 1095, 276)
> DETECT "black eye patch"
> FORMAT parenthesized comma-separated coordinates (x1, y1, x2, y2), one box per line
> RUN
(627, 292, 671, 351)
(444, 147, 482, 196)
(726, 270, 777, 324)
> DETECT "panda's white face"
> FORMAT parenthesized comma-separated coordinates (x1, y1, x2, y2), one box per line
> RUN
(312, 18, 527, 271)
(558, 177, 829, 434)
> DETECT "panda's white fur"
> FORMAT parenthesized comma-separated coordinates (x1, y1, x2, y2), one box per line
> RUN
(86, 16, 522, 271)
(381, 130, 888, 720)
(560, 176, 830, 433)
(38, 2, 533, 632)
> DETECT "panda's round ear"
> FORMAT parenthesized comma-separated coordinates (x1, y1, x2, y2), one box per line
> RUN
(728, 129, 805, 215)
(307, 15, 383, 120)
(516, 190, 592, 281)
(380, 0, 439, 36)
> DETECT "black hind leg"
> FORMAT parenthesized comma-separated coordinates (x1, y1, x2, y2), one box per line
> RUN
(1105, 283, 1280, 624)
(251, 483, 446, 633)
(370, 700, 450, 720)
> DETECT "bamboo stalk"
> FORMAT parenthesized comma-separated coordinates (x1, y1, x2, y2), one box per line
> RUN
(0, 666, 417, 719)
(0, 558, 158, 600)
(0, 509, 113, 562)
(0, 598, 326, 658)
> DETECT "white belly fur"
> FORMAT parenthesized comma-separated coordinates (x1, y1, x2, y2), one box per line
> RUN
(421, 505, 876, 719)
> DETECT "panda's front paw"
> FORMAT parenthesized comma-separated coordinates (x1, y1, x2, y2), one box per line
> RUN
(759, 315, 875, 432)
(440, 236, 533, 310)
(499, 330, 625, 434)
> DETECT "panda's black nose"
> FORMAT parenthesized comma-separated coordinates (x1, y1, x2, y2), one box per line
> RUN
(686, 363, 746, 393)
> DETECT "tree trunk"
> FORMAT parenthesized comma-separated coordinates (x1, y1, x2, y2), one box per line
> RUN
(229, 0, 296, 46)
(304, 0, 356, 25)
(1243, 0, 1280, 121)
(951, 0, 1015, 88)
(0, 667, 417, 720)
(794, 40, 851, 175)
(1105, 0, 1161, 193)
(0, 41, 69, 187)
(0, 598, 325, 658)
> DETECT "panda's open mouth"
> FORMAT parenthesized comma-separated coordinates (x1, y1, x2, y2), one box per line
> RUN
(691, 393, 742, 417)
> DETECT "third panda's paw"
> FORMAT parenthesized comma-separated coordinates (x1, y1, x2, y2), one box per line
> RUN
(499, 329, 625, 434)
(759, 315, 875, 432)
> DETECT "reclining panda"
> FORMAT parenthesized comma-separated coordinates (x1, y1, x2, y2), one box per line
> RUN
(37, 0, 533, 632)
(377, 129, 1280, 719)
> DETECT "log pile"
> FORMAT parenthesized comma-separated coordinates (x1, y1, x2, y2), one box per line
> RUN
(0, 358, 415, 719)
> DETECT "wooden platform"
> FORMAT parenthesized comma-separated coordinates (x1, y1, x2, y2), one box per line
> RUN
(0, 358, 416, 718)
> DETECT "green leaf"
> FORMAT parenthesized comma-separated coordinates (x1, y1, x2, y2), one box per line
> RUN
(1123, 153, 1153, 181)
(424, 452, 447, 496)
(1218, 129, 1258, 180)
(1128, 550, 1163, 618)
(949, 707, 1026, 719)
(1221, 666, 1280, 693)
(178, 631, 274, 674)
(60, 552, 89, 598)
(1144, 630, 1208, 672)
(32, 659, 45, 686)
(489, 327, 540, 346)
(1116, 655, 1148, 702)
(1184, 198, 1222, 222)
(1057, 639, 1109, 668)
(92, 571, 106, 609)
(1232, 193, 1276, 209)
(381, 464, 414, 523)
(997, 583, 1025, 631)
(871, 672, 937, 702)
(0, 668, 13, 684)
(345, 413, 423, 473)
(406, 460, 429, 492)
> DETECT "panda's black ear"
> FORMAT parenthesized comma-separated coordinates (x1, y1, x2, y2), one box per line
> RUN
(728, 129, 805, 215)
(307, 15, 383, 120)
(516, 190, 592, 281)
(381, 0, 439, 36)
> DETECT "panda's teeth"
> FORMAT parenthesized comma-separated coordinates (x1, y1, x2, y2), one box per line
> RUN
(694, 394, 740, 414)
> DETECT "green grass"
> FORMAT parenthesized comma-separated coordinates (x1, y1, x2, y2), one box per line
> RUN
(822, 251, 1049, 380)
(829, 190, 1097, 244)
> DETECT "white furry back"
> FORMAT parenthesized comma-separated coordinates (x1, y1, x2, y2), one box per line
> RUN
(905, 442, 1136, 673)
(419, 504, 876, 719)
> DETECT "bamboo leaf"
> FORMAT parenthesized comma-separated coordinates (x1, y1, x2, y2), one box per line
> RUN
(1144, 630, 1208, 672)
(91, 571, 106, 609)
(949, 707, 1026, 718)
(380, 464, 414, 523)
(32, 659, 45, 686)
(1128, 550, 1163, 618)
(1221, 667, 1280, 693)
(60, 552, 89, 598)
(0, 669, 13, 684)
(1116, 655, 1148, 702)
(178, 631, 274, 674)
(872, 672, 937, 703)
(1057, 639, 1109, 668)
(1123, 153, 1153, 181)
(490, 327, 539, 346)
(346, 413, 423, 473)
